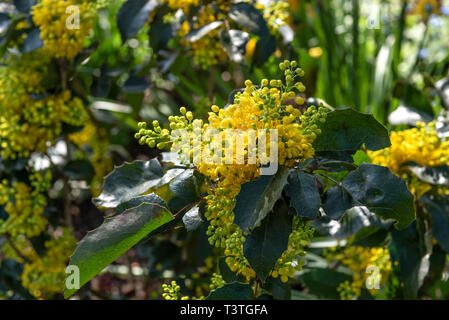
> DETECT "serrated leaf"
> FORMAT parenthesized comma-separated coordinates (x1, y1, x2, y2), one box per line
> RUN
(285, 171, 321, 219)
(233, 167, 289, 232)
(64, 202, 173, 299)
(117, 0, 157, 41)
(243, 200, 292, 282)
(206, 282, 253, 300)
(422, 195, 449, 254)
(115, 193, 167, 216)
(185, 20, 223, 42)
(342, 164, 415, 230)
(315, 108, 391, 152)
(93, 159, 164, 208)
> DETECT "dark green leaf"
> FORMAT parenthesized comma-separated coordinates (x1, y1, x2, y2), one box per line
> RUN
(90, 75, 110, 98)
(342, 164, 415, 230)
(298, 268, 352, 299)
(322, 185, 355, 220)
(351, 227, 391, 247)
(117, 0, 157, 41)
(20, 28, 43, 53)
(233, 167, 289, 232)
(252, 34, 276, 67)
(390, 222, 426, 299)
(122, 75, 150, 93)
(314, 108, 391, 152)
(62, 159, 95, 182)
(206, 282, 253, 300)
(285, 171, 321, 219)
(182, 205, 203, 231)
(115, 194, 167, 216)
(422, 195, 449, 254)
(243, 200, 292, 281)
(228, 3, 269, 37)
(13, 0, 35, 13)
(148, 7, 176, 52)
(264, 277, 291, 300)
(312, 206, 393, 239)
(93, 159, 164, 208)
(64, 202, 173, 299)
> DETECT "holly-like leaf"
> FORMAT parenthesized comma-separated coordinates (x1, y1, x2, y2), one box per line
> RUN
(64, 201, 173, 299)
(233, 167, 289, 232)
(243, 200, 292, 282)
(182, 205, 203, 231)
(185, 21, 223, 42)
(206, 282, 253, 300)
(315, 108, 391, 152)
(285, 171, 321, 219)
(422, 195, 449, 254)
(115, 193, 167, 216)
(93, 159, 164, 208)
(117, 0, 157, 41)
(342, 164, 415, 230)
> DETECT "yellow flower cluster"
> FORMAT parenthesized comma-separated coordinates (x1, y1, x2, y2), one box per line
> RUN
(325, 246, 392, 300)
(256, 0, 290, 33)
(2, 228, 76, 299)
(368, 122, 449, 198)
(0, 171, 52, 238)
(177, 4, 228, 68)
(20, 228, 77, 299)
(0, 53, 87, 160)
(32, 0, 96, 58)
(137, 61, 326, 282)
(163, 0, 291, 68)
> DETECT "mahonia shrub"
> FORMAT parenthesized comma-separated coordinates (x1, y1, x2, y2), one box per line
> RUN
(65, 61, 417, 300)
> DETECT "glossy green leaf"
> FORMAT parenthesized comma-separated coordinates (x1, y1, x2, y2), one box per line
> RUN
(228, 3, 269, 37)
(314, 108, 391, 152)
(243, 200, 292, 282)
(64, 201, 173, 299)
(20, 28, 43, 53)
(285, 171, 321, 219)
(422, 195, 449, 254)
(93, 159, 164, 208)
(390, 222, 426, 299)
(117, 0, 157, 41)
(322, 186, 355, 220)
(219, 29, 249, 64)
(342, 164, 415, 230)
(206, 282, 253, 300)
(233, 167, 289, 232)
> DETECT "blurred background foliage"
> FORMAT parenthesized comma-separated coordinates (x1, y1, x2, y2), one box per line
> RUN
(1, 0, 449, 300)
